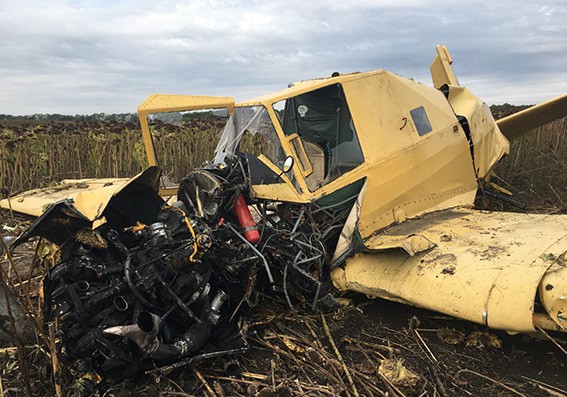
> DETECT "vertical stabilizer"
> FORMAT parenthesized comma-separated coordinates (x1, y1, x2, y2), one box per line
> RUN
(430, 45, 459, 89)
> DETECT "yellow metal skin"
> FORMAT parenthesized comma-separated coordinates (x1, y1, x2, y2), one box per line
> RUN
(538, 263, 567, 329)
(70, 169, 157, 222)
(331, 208, 567, 332)
(0, 178, 128, 217)
(430, 44, 459, 88)
(443, 85, 509, 178)
(496, 93, 567, 141)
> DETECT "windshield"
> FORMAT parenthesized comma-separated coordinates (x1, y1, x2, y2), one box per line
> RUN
(213, 106, 287, 169)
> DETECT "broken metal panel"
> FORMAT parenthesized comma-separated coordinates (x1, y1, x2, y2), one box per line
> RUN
(533, 313, 564, 332)
(0, 178, 128, 217)
(364, 234, 437, 256)
(445, 85, 510, 178)
(9, 167, 163, 250)
(72, 166, 162, 222)
(332, 181, 367, 262)
(9, 200, 90, 249)
(332, 208, 567, 332)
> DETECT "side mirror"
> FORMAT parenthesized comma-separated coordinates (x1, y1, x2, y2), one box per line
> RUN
(282, 156, 294, 173)
(276, 156, 295, 180)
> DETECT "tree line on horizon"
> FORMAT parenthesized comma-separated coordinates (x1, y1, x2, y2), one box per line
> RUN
(0, 113, 139, 123)
(0, 104, 533, 123)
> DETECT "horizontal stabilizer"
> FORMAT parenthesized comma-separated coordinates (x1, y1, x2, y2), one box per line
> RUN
(496, 94, 567, 140)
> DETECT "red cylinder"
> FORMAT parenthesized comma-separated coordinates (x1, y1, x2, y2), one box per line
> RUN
(234, 194, 261, 243)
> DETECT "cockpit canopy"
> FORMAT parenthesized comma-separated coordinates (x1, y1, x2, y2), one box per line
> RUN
(213, 84, 365, 193)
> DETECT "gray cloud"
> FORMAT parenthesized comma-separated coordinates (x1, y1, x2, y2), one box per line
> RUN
(0, 0, 565, 114)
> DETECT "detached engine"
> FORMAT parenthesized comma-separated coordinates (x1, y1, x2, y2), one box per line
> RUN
(44, 202, 247, 379)
(12, 157, 352, 385)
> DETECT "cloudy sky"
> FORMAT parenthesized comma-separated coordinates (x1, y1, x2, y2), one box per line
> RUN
(1, 0, 565, 115)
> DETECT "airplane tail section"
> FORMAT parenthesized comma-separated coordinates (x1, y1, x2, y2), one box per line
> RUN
(430, 44, 459, 89)
(496, 94, 567, 140)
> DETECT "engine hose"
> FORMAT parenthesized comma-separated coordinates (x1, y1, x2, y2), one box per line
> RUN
(146, 322, 210, 360)
(124, 255, 155, 309)
(227, 224, 274, 286)
(164, 205, 199, 263)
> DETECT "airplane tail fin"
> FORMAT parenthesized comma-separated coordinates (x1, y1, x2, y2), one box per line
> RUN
(430, 44, 459, 89)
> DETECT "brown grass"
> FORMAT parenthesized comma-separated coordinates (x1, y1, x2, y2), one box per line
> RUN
(0, 120, 223, 197)
(493, 117, 567, 209)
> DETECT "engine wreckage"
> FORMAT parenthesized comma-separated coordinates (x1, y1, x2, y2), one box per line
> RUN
(4, 45, 567, 384)
(14, 161, 344, 380)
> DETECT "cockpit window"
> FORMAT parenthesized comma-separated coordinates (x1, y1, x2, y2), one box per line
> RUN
(276, 84, 364, 191)
(213, 106, 287, 170)
(410, 106, 432, 136)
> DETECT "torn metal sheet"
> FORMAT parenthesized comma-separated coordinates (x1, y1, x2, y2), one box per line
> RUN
(444, 85, 510, 178)
(10, 167, 163, 250)
(538, 261, 567, 329)
(0, 178, 129, 217)
(363, 234, 437, 256)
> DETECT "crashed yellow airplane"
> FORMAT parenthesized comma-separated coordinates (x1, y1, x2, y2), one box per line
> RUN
(3, 45, 566, 380)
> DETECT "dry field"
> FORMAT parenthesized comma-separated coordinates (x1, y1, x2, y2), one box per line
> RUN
(1, 114, 565, 209)
(0, 118, 225, 197)
(492, 117, 567, 211)
(0, 114, 565, 396)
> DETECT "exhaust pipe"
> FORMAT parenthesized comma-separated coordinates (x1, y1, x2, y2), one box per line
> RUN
(103, 310, 210, 360)
(103, 310, 160, 351)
